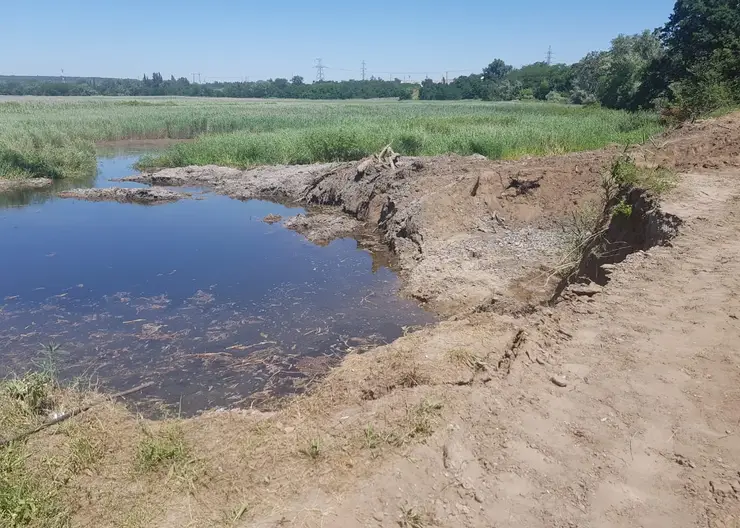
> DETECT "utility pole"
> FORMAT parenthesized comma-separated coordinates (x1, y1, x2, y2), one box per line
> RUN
(546, 46, 553, 66)
(314, 58, 325, 82)
(361, 60, 366, 81)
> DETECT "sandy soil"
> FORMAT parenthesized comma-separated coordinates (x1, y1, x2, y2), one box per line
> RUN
(244, 169, 740, 527)
(5, 113, 740, 527)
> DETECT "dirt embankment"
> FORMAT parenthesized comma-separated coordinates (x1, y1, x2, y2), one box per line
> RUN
(124, 130, 700, 314)
(127, 154, 618, 313)
(57, 187, 189, 204)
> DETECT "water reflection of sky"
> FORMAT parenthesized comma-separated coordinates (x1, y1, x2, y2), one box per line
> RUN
(0, 155, 434, 415)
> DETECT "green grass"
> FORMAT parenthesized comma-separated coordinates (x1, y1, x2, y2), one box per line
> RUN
(135, 425, 189, 472)
(0, 97, 664, 180)
(0, 443, 69, 528)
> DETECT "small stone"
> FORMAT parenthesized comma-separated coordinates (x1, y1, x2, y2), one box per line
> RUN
(570, 282, 602, 297)
(550, 375, 568, 388)
(372, 512, 384, 522)
(474, 492, 484, 504)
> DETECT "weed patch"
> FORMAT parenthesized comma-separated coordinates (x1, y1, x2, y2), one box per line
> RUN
(135, 425, 188, 472)
(0, 444, 68, 527)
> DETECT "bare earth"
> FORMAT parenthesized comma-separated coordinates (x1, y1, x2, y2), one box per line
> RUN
(248, 169, 740, 527)
(5, 114, 740, 527)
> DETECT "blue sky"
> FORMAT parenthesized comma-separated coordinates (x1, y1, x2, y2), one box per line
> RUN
(2, 0, 676, 82)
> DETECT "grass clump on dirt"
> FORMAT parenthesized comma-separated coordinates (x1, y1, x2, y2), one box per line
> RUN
(0, 443, 68, 528)
(135, 424, 189, 472)
(0, 98, 663, 180)
(610, 154, 676, 195)
(298, 437, 322, 460)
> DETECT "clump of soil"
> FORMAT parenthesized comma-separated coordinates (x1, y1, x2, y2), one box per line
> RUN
(262, 213, 282, 224)
(57, 187, 189, 204)
(283, 213, 361, 245)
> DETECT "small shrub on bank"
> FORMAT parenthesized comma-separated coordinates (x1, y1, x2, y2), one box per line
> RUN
(610, 155, 676, 195)
(3, 373, 54, 416)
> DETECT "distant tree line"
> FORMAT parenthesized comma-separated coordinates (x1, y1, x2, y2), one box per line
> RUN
(1, 1, 737, 118)
(0, 73, 413, 100)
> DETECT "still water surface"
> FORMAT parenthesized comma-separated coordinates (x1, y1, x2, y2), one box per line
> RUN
(0, 153, 433, 414)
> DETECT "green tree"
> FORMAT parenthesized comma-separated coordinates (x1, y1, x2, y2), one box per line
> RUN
(482, 59, 513, 81)
(653, 0, 740, 114)
(661, 0, 740, 80)
(597, 31, 663, 110)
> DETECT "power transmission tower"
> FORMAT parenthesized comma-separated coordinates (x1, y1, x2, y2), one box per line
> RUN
(60, 68, 65, 83)
(361, 60, 366, 81)
(315, 58, 325, 82)
(191, 73, 202, 83)
(546, 46, 553, 66)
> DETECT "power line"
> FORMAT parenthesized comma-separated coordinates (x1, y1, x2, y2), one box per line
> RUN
(314, 58, 325, 82)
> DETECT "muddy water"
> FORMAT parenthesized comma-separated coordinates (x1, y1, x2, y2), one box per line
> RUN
(0, 153, 434, 415)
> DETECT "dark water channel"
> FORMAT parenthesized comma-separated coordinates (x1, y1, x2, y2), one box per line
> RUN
(0, 152, 434, 415)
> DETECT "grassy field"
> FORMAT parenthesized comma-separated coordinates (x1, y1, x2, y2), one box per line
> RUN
(0, 97, 663, 180)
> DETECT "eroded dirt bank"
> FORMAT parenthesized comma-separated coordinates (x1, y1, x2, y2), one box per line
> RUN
(125, 153, 614, 314)
(124, 113, 740, 314)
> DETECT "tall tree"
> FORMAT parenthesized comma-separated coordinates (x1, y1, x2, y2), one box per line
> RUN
(660, 0, 740, 79)
(597, 31, 663, 110)
(482, 59, 513, 81)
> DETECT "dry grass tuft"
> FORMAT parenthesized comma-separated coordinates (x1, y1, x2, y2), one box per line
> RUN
(298, 437, 323, 460)
(447, 349, 487, 372)
(399, 505, 427, 528)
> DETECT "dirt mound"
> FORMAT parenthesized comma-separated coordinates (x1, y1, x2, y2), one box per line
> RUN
(57, 187, 189, 204)
(647, 112, 740, 171)
(282, 212, 362, 245)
